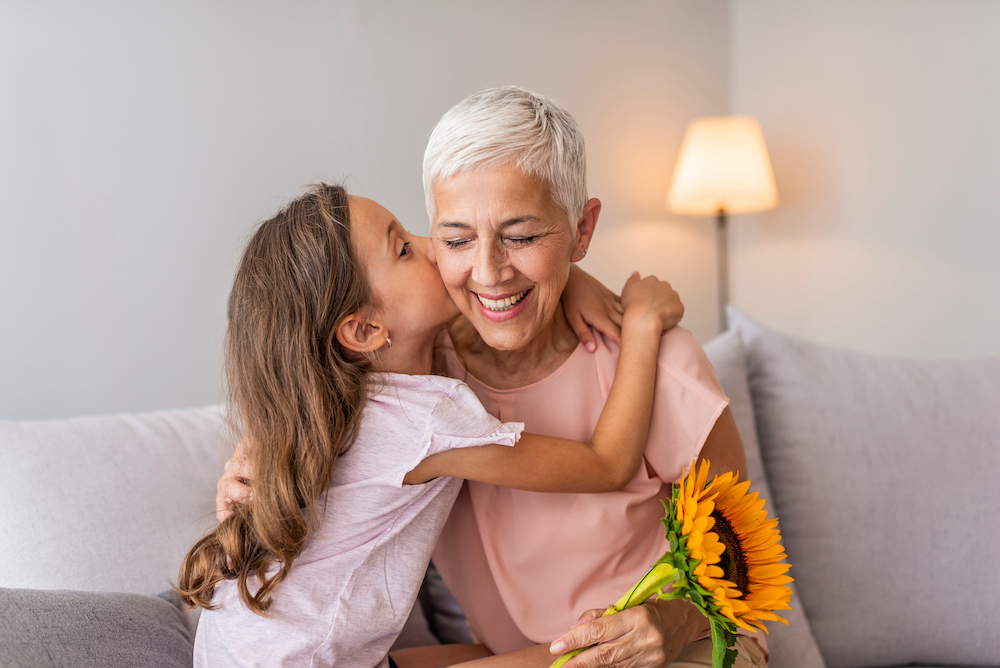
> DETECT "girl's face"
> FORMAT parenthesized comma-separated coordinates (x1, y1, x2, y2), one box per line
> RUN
(349, 196, 459, 343)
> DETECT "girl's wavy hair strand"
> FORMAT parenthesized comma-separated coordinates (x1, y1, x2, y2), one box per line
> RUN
(176, 183, 377, 615)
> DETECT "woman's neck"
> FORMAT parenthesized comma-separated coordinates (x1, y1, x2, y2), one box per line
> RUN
(448, 304, 580, 390)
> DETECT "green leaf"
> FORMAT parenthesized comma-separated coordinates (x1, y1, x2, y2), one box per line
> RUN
(710, 618, 739, 668)
(693, 582, 713, 597)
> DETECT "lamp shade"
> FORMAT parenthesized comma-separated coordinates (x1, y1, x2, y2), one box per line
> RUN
(666, 115, 778, 216)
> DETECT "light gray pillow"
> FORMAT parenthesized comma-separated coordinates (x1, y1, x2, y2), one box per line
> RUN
(0, 588, 193, 668)
(0, 406, 227, 595)
(704, 330, 826, 668)
(728, 307, 1000, 668)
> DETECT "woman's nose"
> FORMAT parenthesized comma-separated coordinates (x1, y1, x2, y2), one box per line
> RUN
(472, 242, 512, 287)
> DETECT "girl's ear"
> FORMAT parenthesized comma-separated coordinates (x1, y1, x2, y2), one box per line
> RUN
(335, 313, 389, 353)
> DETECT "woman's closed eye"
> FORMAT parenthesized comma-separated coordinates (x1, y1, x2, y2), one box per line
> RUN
(439, 234, 539, 249)
(399, 241, 410, 257)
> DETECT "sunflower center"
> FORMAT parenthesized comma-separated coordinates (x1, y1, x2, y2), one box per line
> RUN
(712, 510, 750, 596)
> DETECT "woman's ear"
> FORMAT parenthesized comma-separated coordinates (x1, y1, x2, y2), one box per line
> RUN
(571, 197, 601, 263)
(335, 313, 389, 353)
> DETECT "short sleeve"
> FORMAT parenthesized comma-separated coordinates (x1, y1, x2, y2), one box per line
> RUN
(427, 381, 523, 457)
(643, 327, 729, 482)
(387, 380, 523, 489)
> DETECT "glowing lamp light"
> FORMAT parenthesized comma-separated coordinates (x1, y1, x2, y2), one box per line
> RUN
(666, 115, 778, 330)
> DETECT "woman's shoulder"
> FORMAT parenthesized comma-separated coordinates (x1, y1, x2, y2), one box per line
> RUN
(592, 324, 702, 365)
(591, 325, 725, 400)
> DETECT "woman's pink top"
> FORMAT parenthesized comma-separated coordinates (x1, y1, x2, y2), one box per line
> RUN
(432, 326, 731, 652)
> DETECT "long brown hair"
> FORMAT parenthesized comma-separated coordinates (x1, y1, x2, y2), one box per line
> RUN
(176, 184, 377, 614)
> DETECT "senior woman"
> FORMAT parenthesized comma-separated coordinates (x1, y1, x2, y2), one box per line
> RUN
(218, 88, 763, 668)
(417, 88, 761, 668)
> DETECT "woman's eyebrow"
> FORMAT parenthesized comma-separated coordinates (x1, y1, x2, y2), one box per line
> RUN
(437, 216, 542, 231)
(437, 221, 471, 231)
(499, 216, 542, 228)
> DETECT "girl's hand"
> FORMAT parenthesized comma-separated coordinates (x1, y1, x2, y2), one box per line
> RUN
(215, 441, 254, 522)
(620, 272, 684, 333)
(549, 599, 707, 668)
(562, 265, 625, 351)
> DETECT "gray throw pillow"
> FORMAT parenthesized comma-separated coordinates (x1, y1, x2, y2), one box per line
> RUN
(728, 307, 1000, 668)
(704, 330, 826, 668)
(0, 588, 193, 668)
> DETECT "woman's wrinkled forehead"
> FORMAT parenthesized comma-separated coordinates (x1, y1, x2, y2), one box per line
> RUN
(430, 167, 572, 234)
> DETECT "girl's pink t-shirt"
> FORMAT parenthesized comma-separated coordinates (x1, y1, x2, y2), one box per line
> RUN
(433, 326, 733, 652)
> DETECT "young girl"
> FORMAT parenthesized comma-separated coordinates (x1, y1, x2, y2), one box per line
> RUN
(177, 184, 676, 668)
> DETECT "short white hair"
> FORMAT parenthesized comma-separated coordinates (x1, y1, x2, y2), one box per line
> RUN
(423, 86, 588, 229)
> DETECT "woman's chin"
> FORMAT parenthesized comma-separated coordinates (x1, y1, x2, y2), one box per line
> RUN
(466, 313, 542, 353)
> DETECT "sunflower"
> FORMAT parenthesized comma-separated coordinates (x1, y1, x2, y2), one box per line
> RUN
(549, 459, 793, 668)
(675, 459, 793, 633)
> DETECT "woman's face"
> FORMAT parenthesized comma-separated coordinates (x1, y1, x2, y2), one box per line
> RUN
(430, 167, 587, 352)
(348, 196, 459, 341)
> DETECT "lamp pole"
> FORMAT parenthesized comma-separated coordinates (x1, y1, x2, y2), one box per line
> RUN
(717, 207, 728, 332)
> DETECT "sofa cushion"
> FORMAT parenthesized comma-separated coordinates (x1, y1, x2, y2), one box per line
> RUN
(0, 588, 193, 668)
(704, 331, 826, 668)
(728, 307, 1000, 668)
(0, 406, 227, 595)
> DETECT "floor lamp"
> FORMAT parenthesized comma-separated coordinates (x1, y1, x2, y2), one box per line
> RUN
(666, 116, 779, 332)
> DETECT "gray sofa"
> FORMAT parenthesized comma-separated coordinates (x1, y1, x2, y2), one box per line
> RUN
(2, 308, 998, 668)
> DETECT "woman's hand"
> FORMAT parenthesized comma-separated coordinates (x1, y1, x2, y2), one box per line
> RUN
(562, 264, 624, 350)
(549, 599, 707, 668)
(215, 441, 253, 522)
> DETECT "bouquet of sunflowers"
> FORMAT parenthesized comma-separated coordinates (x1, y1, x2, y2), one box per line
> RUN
(551, 459, 793, 668)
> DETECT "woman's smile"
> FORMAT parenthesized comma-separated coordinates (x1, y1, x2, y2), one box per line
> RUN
(474, 288, 531, 313)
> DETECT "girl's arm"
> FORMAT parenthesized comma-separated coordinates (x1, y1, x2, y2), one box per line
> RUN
(404, 273, 671, 494)
(562, 264, 683, 350)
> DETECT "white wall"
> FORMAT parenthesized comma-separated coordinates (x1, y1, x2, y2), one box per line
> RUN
(0, 1, 730, 419)
(730, 0, 1000, 358)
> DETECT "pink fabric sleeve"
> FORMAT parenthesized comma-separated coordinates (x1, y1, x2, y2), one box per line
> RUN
(592, 327, 729, 483)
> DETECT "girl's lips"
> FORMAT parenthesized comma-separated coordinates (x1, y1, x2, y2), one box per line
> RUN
(472, 288, 532, 322)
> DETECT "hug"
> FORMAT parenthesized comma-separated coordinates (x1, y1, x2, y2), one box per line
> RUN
(182, 86, 762, 668)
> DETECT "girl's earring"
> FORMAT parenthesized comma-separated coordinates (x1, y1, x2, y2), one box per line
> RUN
(384, 336, 392, 348)
(577, 248, 587, 257)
